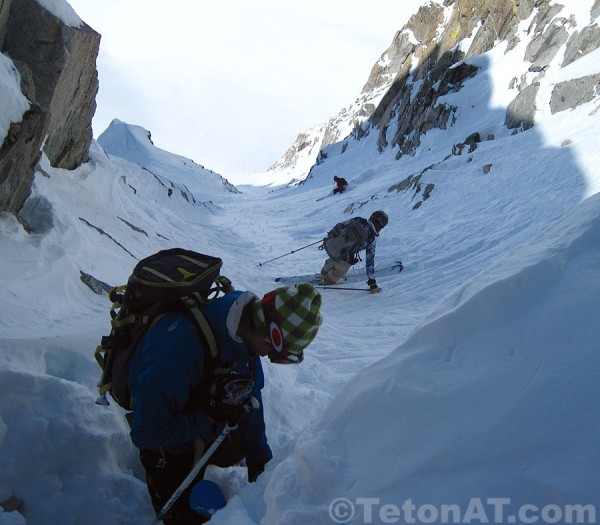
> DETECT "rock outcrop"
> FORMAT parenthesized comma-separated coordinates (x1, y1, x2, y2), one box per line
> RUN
(270, 0, 600, 183)
(0, 0, 100, 217)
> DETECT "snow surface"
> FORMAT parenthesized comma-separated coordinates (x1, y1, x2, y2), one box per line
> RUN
(0, 55, 30, 146)
(1, 4, 600, 525)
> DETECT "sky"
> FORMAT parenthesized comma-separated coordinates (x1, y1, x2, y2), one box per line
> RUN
(65, 0, 427, 183)
(1, 1, 600, 524)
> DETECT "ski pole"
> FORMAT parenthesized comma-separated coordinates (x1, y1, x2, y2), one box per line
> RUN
(151, 397, 260, 524)
(315, 286, 371, 291)
(256, 239, 324, 267)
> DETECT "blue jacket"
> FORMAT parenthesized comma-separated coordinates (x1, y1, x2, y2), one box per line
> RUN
(128, 291, 273, 467)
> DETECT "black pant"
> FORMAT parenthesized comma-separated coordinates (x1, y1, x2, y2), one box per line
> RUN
(140, 430, 244, 524)
(141, 449, 207, 525)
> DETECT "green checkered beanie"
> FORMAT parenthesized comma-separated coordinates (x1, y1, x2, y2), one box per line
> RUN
(252, 283, 323, 355)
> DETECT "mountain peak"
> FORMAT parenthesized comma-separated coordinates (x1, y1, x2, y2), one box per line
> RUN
(97, 119, 156, 165)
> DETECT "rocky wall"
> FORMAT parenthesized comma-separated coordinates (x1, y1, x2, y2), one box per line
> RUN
(0, 0, 100, 216)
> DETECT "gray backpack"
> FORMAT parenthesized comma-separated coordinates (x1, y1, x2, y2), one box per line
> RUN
(322, 218, 370, 262)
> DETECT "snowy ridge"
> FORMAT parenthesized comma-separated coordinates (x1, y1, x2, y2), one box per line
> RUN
(267, 79, 393, 185)
(98, 119, 241, 199)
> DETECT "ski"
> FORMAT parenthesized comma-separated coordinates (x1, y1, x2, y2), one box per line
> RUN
(315, 192, 333, 201)
(275, 260, 403, 286)
(316, 185, 353, 201)
(275, 272, 321, 285)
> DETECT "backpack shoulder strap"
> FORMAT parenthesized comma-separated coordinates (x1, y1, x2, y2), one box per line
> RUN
(181, 296, 219, 360)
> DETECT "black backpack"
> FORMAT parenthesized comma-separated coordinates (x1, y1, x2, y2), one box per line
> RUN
(94, 248, 233, 410)
(322, 218, 371, 262)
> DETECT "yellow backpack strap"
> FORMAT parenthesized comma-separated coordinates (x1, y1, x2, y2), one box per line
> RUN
(94, 344, 106, 370)
(181, 296, 218, 360)
(94, 286, 127, 372)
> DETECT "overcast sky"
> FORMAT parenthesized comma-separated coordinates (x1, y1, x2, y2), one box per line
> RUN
(67, 0, 426, 183)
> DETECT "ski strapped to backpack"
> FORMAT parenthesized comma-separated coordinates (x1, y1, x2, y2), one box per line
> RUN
(94, 248, 233, 410)
(321, 217, 371, 262)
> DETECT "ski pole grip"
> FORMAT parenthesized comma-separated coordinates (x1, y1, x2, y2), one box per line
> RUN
(226, 396, 260, 426)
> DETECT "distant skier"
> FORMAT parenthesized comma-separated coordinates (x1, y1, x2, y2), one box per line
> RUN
(319, 210, 389, 292)
(333, 176, 348, 194)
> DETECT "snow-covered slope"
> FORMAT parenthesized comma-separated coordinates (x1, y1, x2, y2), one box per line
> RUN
(1, 1, 600, 524)
(259, 193, 600, 524)
(98, 119, 240, 199)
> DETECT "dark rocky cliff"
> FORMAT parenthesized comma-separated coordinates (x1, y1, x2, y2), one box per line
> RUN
(0, 0, 100, 218)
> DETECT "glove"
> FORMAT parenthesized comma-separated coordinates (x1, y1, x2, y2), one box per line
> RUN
(208, 372, 254, 422)
(367, 279, 382, 294)
(247, 463, 266, 483)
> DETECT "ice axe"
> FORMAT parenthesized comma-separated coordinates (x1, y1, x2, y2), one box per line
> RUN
(150, 397, 260, 524)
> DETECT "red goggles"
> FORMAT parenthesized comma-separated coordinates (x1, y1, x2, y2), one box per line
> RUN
(261, 291, 303, 365)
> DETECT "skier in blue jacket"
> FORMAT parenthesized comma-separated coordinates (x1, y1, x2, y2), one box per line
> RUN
(128, 283, 322, 524)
